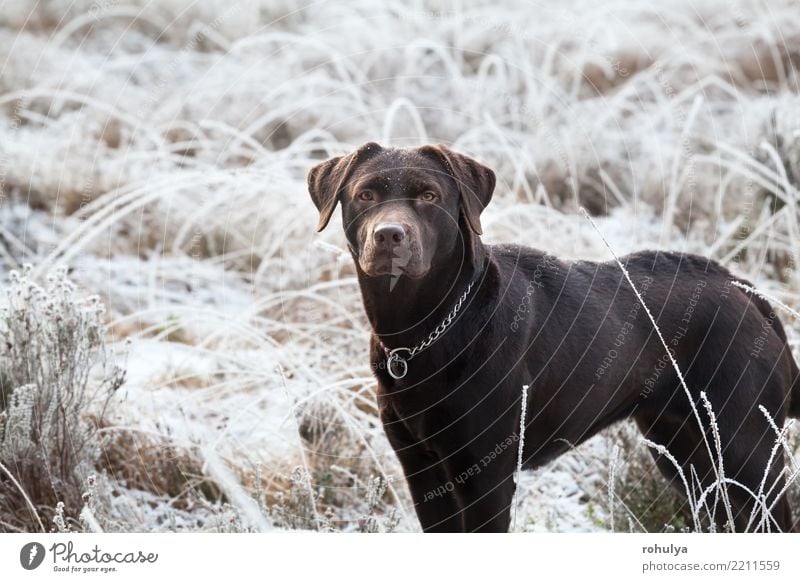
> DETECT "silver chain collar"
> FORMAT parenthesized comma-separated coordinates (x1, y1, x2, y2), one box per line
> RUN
(379, 279, 476, 380)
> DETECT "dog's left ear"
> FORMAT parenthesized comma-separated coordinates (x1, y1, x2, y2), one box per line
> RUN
(307, 142, 383, 232)
(420, 144, 495, 235)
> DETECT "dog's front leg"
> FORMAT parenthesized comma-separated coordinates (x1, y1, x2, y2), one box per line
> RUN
(395, 447, 465, 532)
(381, 409, 463, 531)
(447, 451, 517, 533)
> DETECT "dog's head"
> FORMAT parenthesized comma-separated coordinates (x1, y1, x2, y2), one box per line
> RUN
(307, 142, 495, 279)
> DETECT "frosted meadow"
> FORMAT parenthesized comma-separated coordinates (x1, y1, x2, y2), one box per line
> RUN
(0, 0, 799, 532)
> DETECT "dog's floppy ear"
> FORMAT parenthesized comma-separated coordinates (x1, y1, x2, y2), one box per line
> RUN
(419, 144, 495, 235)
(307, 142, 383, 232)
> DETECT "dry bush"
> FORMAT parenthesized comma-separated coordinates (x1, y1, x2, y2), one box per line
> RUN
(0, 266, 124, 532)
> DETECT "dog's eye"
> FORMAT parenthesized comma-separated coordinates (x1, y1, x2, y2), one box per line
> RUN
(420, 191, 437, 202)
(357, 191, 374, 201)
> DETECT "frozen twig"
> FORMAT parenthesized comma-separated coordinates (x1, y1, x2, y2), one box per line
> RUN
(512, 383, 529, 531)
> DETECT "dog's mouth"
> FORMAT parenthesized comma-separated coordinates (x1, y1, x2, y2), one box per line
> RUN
(358, 245, 429, 279)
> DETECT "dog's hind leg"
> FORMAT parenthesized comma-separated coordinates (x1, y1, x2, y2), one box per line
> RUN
(636, 395, 794, 532)
(635, 406, 761, 531)
(634, 408, 704, 528)
(715, 415, 794, 533)
(704, 363, 796, 532)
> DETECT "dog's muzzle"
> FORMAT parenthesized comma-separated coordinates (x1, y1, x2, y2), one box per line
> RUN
(359, 222, 425, 277)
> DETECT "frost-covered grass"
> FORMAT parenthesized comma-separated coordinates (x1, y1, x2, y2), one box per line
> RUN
(0, 0, 799, 532)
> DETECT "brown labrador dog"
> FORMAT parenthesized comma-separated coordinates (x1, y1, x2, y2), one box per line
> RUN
(307, 142, 800, 532)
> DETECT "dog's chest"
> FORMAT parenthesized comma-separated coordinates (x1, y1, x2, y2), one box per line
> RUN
(377, 379, 455, 436)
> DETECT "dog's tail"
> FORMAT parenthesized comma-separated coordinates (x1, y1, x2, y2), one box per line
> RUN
(734, 274, 800, 418)
(784, 364, 800, 419)
(789, 354, 800, 419)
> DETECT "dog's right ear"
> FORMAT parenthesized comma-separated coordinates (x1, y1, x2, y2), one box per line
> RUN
(307, 142, 383, 232)
(418, 144, 495, 235)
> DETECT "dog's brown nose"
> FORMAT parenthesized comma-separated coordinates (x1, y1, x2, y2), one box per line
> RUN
(373, 223, 406, 248)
